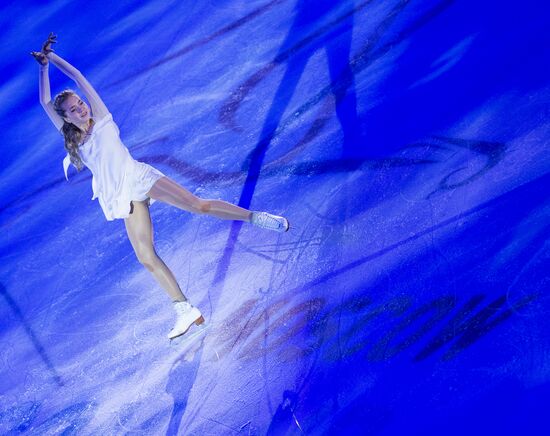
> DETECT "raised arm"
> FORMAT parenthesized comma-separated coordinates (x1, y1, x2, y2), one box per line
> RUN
(37, 60, 64, 131)
(32, 41, 64, 131)
(46, 51, 110, 120)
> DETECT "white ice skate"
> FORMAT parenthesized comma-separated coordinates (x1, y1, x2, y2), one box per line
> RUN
(168, 301, 204, 340)
(251, 211, 290, 232)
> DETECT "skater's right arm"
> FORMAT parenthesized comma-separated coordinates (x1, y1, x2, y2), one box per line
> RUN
(32, 50, 64, 131)
(35, 32, 109, 121)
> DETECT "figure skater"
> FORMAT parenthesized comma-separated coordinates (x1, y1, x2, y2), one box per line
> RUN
(31, 33, 289, 340)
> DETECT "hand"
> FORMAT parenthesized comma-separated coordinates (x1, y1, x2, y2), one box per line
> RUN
(41, 32, 57, 55)
(30, 32, 57, 66)
(30, 51, 48, 66)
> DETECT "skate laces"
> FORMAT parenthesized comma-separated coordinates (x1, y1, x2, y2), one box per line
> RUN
(173, 301, 192, 315)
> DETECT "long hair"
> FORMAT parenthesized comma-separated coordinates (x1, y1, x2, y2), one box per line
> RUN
(53, 89, 95, 172)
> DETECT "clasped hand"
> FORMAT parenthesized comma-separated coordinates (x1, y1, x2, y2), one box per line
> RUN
(30, 32, 57, 66)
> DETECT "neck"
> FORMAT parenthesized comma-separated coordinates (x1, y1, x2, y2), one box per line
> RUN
(73, 119, 90, 132)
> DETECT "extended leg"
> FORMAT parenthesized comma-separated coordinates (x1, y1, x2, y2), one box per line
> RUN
(124, 199, 186, 302)
(148, 176, 289, 232)
(147, 176, 252, 221)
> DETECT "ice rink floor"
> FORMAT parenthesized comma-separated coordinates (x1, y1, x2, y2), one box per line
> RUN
(1, 0, 549, 434)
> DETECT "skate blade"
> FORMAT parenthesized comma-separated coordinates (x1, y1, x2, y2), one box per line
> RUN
(168, 315, 206, 340)
(168, 315, 208, 342)
(169, 323, 210, 345)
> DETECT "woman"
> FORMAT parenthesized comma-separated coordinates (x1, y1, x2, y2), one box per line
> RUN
(31, 33, 289, 341)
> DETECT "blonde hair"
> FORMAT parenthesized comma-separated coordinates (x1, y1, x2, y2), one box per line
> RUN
(53, 89, 95, 171)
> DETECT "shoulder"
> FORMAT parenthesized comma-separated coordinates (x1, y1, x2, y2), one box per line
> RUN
(93, 112, 114, 129)
(93, 112, 120, 135)
(94, 111, 112, 124)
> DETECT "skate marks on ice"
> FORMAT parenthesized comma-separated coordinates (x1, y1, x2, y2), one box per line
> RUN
(164, 345, 205, 436)
(288, 169, 550, 299)
(105, 0, 288, 89)
(0, 401, 96, 435)
(219, 0, 455, 141)
(204, 289, 538, 366)
(0, 133, 507, 235)
(138, 134, 507, 188)
(205, 171, 548, 365)
(218, 0, 381, 131)
(112, 325, 210, 434)
(0, 282, 64, 387)
(205, 128, 503, 322)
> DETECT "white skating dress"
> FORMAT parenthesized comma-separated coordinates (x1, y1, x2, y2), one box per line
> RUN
(62, 112, 166, 221)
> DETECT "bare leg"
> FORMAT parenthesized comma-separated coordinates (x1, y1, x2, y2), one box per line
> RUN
(147, 176, 253, 221)
(124, 199, 186, 302)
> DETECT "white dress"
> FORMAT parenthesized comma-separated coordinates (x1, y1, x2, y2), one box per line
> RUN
(62, 112, 165, 221)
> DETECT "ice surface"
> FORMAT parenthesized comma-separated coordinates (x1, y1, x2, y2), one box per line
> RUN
(1, 0, 549, 434)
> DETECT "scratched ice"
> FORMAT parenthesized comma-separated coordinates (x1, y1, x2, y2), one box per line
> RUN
(1, 0, 549, 434)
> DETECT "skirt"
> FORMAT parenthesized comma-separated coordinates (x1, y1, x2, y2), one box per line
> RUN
(95, 161, 166, 221)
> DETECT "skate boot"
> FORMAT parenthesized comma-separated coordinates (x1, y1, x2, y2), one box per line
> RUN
(168, 300, 204, 340)
(251, 211, 290, 232)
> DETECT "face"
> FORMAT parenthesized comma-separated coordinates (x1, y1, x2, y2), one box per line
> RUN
(60, 94, 90, 125)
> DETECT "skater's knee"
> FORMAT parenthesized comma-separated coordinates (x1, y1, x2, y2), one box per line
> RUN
(191, 198, 211, 215)
(136, 249, 159, 271)
(198, 199, 212, 214)
(141, 262, 155, 272)
(139, 258, 158, 272)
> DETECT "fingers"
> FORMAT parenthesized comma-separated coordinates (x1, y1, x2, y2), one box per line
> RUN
(32, 32, 57, 64)
(42, 32, 57, 53)
(42, 41, 55, 52)
(30, 51, 48, 65)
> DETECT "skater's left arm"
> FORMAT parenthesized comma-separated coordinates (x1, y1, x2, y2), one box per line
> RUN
(46, 41, 110, 119)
